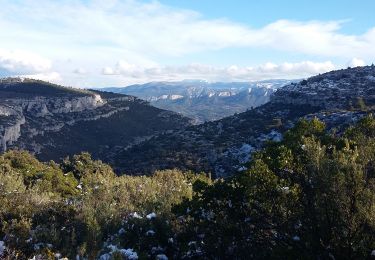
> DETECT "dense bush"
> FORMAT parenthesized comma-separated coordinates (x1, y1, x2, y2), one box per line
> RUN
(0, 116, 374, 259)
(0, 152, 206, 259)
(173, 116, 375, 259)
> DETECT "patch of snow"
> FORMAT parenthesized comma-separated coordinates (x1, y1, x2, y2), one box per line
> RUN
(76, 184, 82, 190)
(146, 212, 156, 220)
(34, 242, 45, 250)
(156, 254, 168, 260)
(0, 241, 5, 256)
(159, 95, 169, 100)
(371, 250, 375, 256)
(258, 130, 282, 142)
(292, 236, 300, 241)
(107, 244, 118, 252)
(119, 248, 138, 259)
(237, 166, 247, 172)
(146, 230, 155, 236)
(218, 91, 232, 97)
(225, 143, 255, 164)
(130, 212, 142, 219)
(102, 245, 138, 260)
(188, 241, 197, 247)
(99, 253, 111, 260)
(169, 95, 184, 100)
(151, 246, 164, 254)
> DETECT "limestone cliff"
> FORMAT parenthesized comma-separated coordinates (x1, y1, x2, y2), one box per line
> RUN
(0, 78, 191, 164)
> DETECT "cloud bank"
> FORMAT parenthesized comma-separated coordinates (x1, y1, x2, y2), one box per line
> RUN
(0, 49, 51, 75)
(101, 60, 336, 82)
(0, 0, 373, 86)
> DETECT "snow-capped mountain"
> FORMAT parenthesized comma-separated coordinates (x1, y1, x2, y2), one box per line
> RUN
(112, 66, 375, 177)
(101, 79, 294, 123)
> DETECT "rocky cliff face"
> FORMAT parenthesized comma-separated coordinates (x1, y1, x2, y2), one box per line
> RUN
(0, 79, 106, 152)
(0, 78, 191, 162)
(0, 106, 25, 152)
(14, 94, 105, 115)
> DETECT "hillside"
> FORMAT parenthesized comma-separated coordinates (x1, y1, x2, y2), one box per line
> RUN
(113, 66, 375, 176)
(1, 115, 374, 259)
(101, 80, 293, 123)
(1, 66, 374, 176)
(0, 78, 191, 162)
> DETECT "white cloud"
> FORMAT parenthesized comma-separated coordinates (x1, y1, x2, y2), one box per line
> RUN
(22, 72, 62, 82)
(1, 1, 374, 59)
(0, 0, 373, 86)
(348, 58, 366, 67)
(102, 60, 335, 83)
(102, 67, 116, 75)
(0, 49, 51, 75)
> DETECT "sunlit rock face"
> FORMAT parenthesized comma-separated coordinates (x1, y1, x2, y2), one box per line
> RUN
(0, 78, 191, 164)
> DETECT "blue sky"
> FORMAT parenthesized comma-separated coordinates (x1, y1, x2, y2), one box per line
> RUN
(0, 0, 374, 87)
(162, 0, 375, 33)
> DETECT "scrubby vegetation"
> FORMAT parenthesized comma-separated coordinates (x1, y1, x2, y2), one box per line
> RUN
(1, 116, 375, 259)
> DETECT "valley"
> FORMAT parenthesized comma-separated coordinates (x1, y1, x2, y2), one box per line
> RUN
(101, 79, 293, 123)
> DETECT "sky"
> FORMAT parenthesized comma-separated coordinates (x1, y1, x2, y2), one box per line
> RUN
(0, 0, 374, 88)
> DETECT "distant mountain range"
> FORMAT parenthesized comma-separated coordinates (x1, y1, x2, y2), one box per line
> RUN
(112, 66, 375, 176)
(0, 66, 374, 176)
(100, 80, 294, 123)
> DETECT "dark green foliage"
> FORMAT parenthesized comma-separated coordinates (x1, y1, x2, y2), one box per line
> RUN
(0, 152, 205, 259)
(1, 116, 374, 259)
(173, 115, 375, 259)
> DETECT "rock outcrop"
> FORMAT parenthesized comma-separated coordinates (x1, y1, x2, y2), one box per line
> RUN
(0, 106, 25, 151)
(0, 78, 191, 163)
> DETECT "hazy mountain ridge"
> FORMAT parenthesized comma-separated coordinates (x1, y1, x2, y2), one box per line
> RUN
(0, 78, 191, 161)
(101, 79, 294, 123)
(113, 66, 375, 176)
